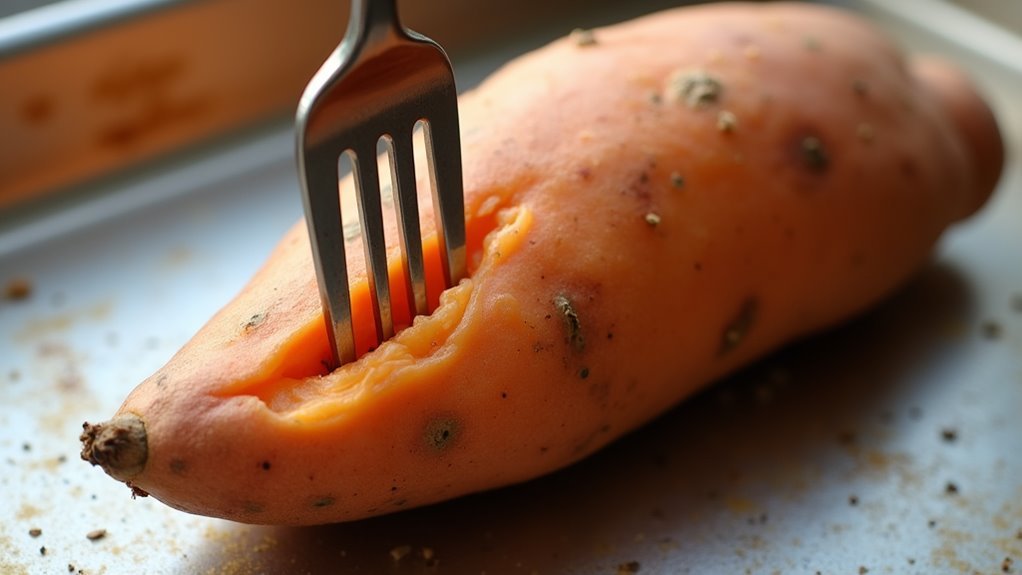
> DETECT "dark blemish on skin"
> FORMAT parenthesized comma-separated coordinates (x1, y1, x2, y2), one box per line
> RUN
(424, 417, 459, 451)
(720, 297, 758, 354)
(501, 392, 508, 399)
(579, 367, 590, 379)
(169, 458, 187, 475)
(154, 374, 168, 389)
(312, 496, 335, 508)
(670, 172, 685, 188)
(666, 69, 723, 108)
(576, 167, 592, 181)
(242, 312, 268, 332)
(801, 136, 829, 173)
(260, 461, 271, 471)
(852, 79, 869, 98)
(242, 501, 265, 514)
(554, 294, 585, 353)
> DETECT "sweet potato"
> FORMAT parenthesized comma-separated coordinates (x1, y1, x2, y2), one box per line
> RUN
(81, 2, 1002, 525)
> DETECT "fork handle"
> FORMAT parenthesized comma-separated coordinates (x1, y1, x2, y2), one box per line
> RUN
(350, 0, 402, 39)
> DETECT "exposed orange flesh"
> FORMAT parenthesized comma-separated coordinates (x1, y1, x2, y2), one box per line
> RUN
(85, 2, 1002, 525)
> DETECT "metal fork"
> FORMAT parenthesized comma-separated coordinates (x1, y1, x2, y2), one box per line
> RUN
(296, 0, 466, 366)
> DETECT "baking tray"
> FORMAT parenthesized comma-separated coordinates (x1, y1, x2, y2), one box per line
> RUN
(2, 1, 1020, 573)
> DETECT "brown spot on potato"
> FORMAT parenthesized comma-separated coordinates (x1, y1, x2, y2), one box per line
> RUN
(242, 501, 265, 514)
(169, 458, 187, 475)
(260, 460, 272, 471)
(554, 294, 585, 353)
(424, 417, 460, 451)
(665, 69, 723, 108)
(242, 312, 268, 332)
(800, 136, 829, 172)
(311, 496, 335, 508)
(720, 297, 758, 354)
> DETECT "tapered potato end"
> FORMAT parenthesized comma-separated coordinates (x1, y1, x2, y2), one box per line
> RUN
(81, 415, 149, 483)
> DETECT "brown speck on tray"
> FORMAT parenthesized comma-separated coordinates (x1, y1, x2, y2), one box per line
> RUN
(848, 495, 859, 506)
(570, 27, 597, 47)
(941, 428, 958, 443)
(4, 277, 32, 301)
(982, 320, 1003, 340)
(86, 528, 106, 541)
(28, 527, 42, 537)
(1003, 556, 1014, 574)
(617, 560, 641, 574)
(858, 567, 869, 575)
(389, 545, 412, 561)
(1011, 293, 1022, 313)
(945, 481, 959, 495)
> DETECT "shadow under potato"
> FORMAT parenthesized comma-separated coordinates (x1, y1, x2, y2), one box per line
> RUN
(190, 261, 973, 574)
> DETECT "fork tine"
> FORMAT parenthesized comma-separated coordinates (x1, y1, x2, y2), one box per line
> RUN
(299, 149, 356, 365)
(422, 103, 467, 287)
(387, 130, 428, 318)
(350, 145, 394, 343)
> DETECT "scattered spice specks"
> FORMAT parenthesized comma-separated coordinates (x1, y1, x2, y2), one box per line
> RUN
(644, 212, 662, 227)
(670, 172, 685, 188)
(40, 546, 47, 556)
(29, 528, 42, 537)
(86, 528, 107, 541)
(717, 110, 738, 132)
(665, 69, 723, 108)
(941, 428, 958, 443)
(4, 277, 32, 301)
(570, 28, 597, 47)
(945, 481, 959, 495)
(1003, 556, 1014, 574)
(579, 367, 590, 379)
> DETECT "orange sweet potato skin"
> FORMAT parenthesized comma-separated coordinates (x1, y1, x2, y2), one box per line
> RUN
(82, 2, 1001, 525)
